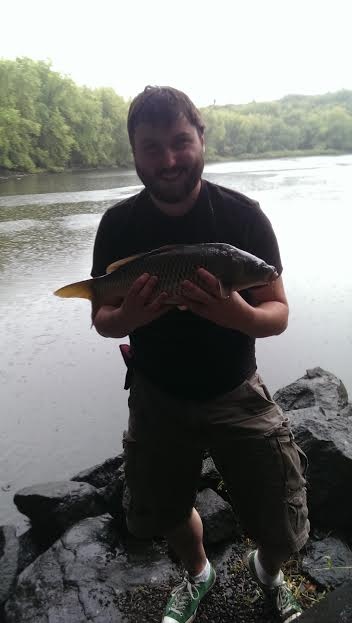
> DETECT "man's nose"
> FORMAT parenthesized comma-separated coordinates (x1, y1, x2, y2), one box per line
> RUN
(161, 148, 177, 169)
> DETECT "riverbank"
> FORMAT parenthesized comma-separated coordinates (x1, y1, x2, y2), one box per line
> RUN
(0, 149, 348, 182)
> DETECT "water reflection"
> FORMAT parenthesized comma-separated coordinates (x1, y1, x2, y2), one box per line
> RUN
(0, 167, 140, 197)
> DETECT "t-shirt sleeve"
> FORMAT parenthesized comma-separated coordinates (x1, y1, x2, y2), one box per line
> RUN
(246, 203, 283, 276)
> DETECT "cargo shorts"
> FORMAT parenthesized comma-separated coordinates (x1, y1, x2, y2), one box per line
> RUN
(123, 371, 310, 553)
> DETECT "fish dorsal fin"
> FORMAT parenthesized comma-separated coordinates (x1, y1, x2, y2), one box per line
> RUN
(106, 252, 145, 274)
(106, 244, 179, 274)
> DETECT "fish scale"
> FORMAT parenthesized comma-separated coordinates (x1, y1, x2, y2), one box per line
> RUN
(108, 252, 213, 298)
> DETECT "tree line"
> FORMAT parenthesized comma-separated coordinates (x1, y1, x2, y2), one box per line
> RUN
(1, 57, 352, 173)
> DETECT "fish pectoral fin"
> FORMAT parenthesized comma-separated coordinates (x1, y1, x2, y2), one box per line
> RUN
(106, 244, 180, 274)
(53, 279, 93, 300)
(219, 281, 232, 299)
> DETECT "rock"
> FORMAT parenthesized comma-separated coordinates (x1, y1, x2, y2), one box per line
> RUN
(96, 463, 126, 520)
(274, 367, 349, 414)
(14, 481, 105, 534)
(299, 581, 352, 622)
(71, 454, 125, 488)
(199, 455, 223, 491)
(286, 406, 352, 530)
(17, 527, 55, 575)
(4, 514, 180, 623)
(0, 525, 19, 605)
(195, 488, 239, 544)
(302, 536, 352, 589)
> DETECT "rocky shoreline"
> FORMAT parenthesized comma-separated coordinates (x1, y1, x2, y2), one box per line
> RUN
(1, 367, 352, 622)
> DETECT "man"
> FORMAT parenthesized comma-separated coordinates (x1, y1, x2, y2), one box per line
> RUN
(91, 86, 309, 623)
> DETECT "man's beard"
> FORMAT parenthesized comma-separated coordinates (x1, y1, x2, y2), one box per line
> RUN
(135, 155, 204, 204)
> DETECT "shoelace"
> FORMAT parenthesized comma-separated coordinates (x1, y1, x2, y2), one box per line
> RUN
(276, 582, 295, 615)
(169, 575, 200, 616)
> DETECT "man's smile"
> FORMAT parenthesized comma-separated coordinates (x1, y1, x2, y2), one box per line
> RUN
(159, 169, 185, 181)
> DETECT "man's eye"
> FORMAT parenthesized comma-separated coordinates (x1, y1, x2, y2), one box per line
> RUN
(144, 144, 159, 154)
(174, 139, 191, 149)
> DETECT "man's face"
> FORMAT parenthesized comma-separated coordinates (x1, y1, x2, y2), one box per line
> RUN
(132, 115, 204, 204)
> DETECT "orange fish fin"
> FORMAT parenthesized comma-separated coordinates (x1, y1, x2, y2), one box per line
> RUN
(106, 244, 179, 274)
(53, 279, 93, 300)
(106, 252, 148, 274)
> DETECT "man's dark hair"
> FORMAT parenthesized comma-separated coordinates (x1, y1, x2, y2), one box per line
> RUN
(127, 85, 205, 146)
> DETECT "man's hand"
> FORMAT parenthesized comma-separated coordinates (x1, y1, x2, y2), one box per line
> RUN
(93, 273, 171, 338)
(178, 268, 248, 329)
(178, 268, 289, 337)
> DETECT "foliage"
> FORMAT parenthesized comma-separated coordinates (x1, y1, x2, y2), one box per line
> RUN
(202, 91, 352, 160)
(1, 57, 352, 173)
(0, 58, 131, 172)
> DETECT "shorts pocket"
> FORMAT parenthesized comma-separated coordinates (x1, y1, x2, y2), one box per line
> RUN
(278, 438, 310, 544)
(277, 437, 308, 490)
(287, 487, 309, 537)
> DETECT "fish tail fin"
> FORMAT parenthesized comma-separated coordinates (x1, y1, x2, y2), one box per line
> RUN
(53, 279, 93, 300)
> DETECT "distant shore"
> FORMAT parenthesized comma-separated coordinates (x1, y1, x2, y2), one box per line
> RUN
(0, 149, 348, 183)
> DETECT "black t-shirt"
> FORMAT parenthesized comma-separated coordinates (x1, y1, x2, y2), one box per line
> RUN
(91, 180, 283, 400)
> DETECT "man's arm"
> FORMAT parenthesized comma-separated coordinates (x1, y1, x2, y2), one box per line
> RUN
(178, 270, 289, 338)
(232, 276, 289, 337)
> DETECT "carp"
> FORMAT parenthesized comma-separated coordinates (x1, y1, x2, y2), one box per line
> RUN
(54, 242, 278, 306)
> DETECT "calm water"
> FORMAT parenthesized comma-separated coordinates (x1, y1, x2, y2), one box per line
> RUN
(1, 155, 352, 531)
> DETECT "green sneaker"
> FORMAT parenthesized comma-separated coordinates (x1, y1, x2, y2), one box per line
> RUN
(247, 550, 302, 622)
(161, 564, 216, 623)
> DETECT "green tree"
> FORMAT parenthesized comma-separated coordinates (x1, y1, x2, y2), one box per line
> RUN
(1, 57, 352, 173)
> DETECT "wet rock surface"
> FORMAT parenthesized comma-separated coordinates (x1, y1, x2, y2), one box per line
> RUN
(302, 536, 352, 589)
(14, 481, 104, 533)
(5, 518, 272, 623)
(195, 488, 238, 544)
(299, 581, 352, 622)
(0, 526, 19, 605)
(273, 367, 350, 415)
(275, 369, 352, 532)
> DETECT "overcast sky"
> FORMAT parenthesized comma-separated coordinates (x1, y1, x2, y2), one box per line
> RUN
(2, 0, 351, 107)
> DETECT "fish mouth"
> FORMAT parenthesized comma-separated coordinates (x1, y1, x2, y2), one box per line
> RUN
(269, 270, 279, 282)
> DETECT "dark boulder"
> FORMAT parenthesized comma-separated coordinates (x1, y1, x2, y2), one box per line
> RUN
(274, 367, 350, 414)
(286, 405, 352, 530)
(195, 488, 240, 544)
(302, 536, 352, 589)
(299, 581, 352, 623)
(4, 514, 180, 623)
(199, 455, 223, 491)
(273, 366, 352, 532)
(71, 454, 125, 488)
(14, 481, 105, 535)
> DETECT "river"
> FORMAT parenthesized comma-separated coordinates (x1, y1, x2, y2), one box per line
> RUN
(1, 154, 351, 531)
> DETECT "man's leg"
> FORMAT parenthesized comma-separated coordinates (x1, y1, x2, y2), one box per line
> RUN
(162, 509, 216, 623)
(165, 508, 207, 576)
(124, 372, 216, 623)
(207, 372, 309, 622)
(257, 545, 288, 577)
